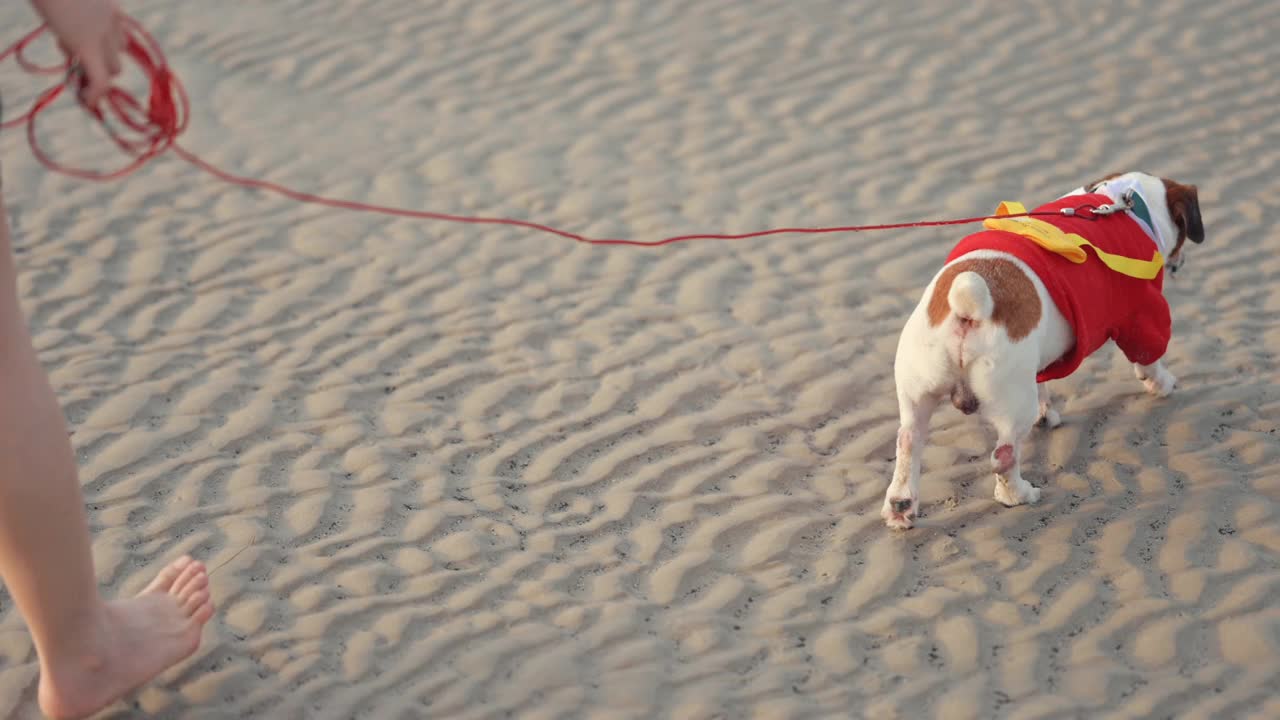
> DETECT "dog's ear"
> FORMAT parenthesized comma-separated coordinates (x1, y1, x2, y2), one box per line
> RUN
(1164, 180, 1204, 245)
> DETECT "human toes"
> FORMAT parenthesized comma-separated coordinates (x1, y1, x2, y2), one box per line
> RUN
(171, 561, 208, 600)
(142, 555, 193, 594)
(182, 588, 212, 617)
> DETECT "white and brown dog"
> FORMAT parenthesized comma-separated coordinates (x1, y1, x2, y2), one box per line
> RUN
(882, 171, 1203, 530)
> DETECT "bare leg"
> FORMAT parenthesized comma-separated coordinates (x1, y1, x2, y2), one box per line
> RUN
(881, 389, 941, 530)
(1035, 382, 1061, 428)
(0, 195, 214, 719)
(1134, 359, 1177, 397)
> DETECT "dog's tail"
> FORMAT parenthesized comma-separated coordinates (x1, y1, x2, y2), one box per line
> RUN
(947, 271, 993, 324)
(946, 270, 991, 416)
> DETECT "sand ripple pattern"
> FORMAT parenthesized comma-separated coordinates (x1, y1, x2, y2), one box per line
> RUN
(1, 0, 1279, 718)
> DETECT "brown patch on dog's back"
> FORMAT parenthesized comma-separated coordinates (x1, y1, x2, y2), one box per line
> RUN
(926, 258, 1041, 341)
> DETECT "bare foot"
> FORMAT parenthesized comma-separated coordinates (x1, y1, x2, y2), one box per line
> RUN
(38, 556, 214, 720)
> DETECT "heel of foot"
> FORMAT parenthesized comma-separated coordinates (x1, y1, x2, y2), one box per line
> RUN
(38, 558, 214, 720)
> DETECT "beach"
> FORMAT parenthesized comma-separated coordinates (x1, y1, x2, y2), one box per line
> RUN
(1, 0, 1278, 717)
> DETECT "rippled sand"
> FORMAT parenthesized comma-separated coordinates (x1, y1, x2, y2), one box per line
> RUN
(1, 1, 1278, 718)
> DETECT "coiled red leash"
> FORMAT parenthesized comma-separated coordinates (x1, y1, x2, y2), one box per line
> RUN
(1, 16, 186, 181)
(2, 15, 1104, 247)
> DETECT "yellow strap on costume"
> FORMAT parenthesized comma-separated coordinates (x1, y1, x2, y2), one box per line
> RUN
(982, 201, 1164, 280)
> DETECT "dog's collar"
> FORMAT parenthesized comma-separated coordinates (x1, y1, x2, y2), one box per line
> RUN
(1066, 177, 1171, 257)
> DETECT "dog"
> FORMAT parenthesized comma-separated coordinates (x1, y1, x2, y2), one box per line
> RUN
(881, 171, 1204, 530)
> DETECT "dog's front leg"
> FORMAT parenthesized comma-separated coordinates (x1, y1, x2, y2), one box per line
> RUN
(1035, 382, 1061, 428)
(1134, 359, 1177, 397)
(881, 390, 940, 530)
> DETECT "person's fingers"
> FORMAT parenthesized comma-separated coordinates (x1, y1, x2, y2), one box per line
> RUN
(77, 51, 112, 106)
(108, 10, 126, 75)
(105, 33, 123, 77)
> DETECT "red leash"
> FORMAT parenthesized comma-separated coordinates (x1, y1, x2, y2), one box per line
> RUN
(2, 16, 1098, 247)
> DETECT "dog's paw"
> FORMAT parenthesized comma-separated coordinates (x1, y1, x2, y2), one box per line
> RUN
(1143, 371, 1177, 398)
(881, 496, 917, 530)
(1035, 407, 1062, 429)
(1021, 483, 1042, 504)
(1135, 363, 1177, 398)
(994, 478, 1040, 507)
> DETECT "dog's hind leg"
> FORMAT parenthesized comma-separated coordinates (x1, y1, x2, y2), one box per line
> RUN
(972, 362, 1042, 507)
(881, 384, 942, 529)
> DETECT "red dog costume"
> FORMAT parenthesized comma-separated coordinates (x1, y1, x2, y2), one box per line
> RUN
(945, 191, 1170, 382)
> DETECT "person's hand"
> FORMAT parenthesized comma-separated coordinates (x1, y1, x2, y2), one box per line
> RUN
(28, 0, 125, 106)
